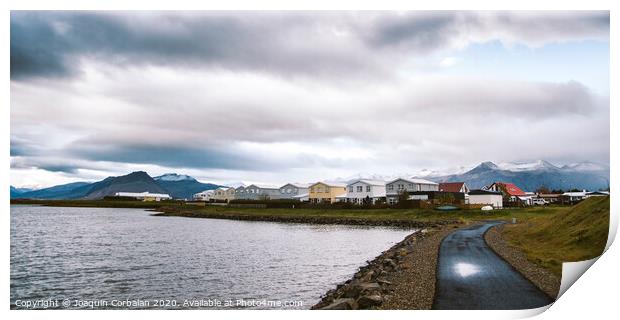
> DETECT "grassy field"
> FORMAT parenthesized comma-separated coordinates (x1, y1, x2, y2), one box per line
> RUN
(502, 196, 610, 276)
(152, 203, 567, 223)
(11, 198, 568, 223)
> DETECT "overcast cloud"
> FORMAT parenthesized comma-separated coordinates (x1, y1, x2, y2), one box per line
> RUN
(10, 11, 610, 188)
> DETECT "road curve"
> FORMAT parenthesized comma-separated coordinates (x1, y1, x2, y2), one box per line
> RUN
(433, 221, 554, 310)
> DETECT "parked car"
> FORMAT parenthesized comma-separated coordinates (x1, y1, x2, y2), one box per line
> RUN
(531, 198, 548, 206)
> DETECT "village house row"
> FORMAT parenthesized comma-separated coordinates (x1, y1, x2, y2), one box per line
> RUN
(189, 178, 609, 208)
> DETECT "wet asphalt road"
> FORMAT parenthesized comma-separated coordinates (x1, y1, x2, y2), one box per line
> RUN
(433, 221, 554, 310)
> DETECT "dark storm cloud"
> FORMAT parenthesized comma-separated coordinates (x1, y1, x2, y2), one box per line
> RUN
(10, 11, 376, 80)
(10, 11, 609, 80)
(11, 156, 85, 174)
(67, 143, 280, 171)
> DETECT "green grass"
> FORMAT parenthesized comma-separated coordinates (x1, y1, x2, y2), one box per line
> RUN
(153, 202, 567, 224)
(502, 196, 610, 276)
(11, 198, 568, 223)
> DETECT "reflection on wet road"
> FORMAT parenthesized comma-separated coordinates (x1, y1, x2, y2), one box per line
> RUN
(433, 222, 553, 310)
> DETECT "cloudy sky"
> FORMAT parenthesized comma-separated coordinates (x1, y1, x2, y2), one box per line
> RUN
(10, 11, 609, 188)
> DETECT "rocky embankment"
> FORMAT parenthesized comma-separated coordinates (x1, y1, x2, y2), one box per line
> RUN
(484, 224, 560, 300)
(312, 223, 462, 310)
(152, 207, 460, 229)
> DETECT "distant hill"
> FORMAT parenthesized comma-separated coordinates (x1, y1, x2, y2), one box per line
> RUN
(82, 171, 168, 199)
(153, 173, 221, 199)
(12, 172, 222, 200)
(15, 182, 92, 199)
(10, 186, 34, 199)
(430, 160, 609, 192)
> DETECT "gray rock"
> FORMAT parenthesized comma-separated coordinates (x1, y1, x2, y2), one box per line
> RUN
(343, 282, 381, 298)
(361, 270, 375, 281)
(377, 279, 392, 285)
(383, 258, 397, 269)
(357, 294, 383, 308)
(321, 298, 358, 310)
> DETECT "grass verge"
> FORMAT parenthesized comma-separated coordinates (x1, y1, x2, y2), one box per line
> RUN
(501, 196, 610, 277)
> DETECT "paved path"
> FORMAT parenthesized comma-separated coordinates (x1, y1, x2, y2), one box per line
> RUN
(433, 221, 553, 310)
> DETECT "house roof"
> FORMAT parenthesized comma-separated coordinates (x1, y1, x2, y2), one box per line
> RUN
(195, 189, 215, 195)
(311, 181, 348, 187)
(587, 191, 610, 195)
(246, 183, 280, 190)
(115, 192, 171, 198)
(387, 177, 439, 185)
(439, 182, 466, 192)
(492, 182, 526, 196)
(537, 193, 561, 198)
(562, 191, 587, 197)
(348, 179, 386, 186)
(281, 182, 311, 189)
(468, 189, 502, 196)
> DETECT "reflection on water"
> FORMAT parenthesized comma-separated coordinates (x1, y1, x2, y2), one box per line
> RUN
(10, 205, 412, 309)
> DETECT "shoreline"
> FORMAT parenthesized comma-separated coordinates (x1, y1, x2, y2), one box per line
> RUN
(151, 209, 460, 229)
(312, 223, 464, 310)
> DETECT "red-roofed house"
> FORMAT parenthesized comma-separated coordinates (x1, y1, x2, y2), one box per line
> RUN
(484, 182, 532, 206)
(439, 182, 470, 193)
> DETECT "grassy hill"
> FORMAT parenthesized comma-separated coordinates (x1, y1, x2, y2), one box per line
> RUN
(502, 196, 610, 276)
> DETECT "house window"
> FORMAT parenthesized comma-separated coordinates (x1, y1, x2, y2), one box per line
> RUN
(348, 186, 353, 192)
(366, 186, 371, 192)
(398, 184, 404, 191)
(356, 186, 363, 192)
(388, 198, 396, 205)
(388, 184, 394, 191)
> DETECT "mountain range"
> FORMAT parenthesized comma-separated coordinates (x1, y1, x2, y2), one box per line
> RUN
(339, 160, 609, 192)
(11, 172, 222, 200)
(430, 160, 609, 191)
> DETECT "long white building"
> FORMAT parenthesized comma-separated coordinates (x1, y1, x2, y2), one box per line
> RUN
(114, 191, 171, 201)
(193, 189, 215, 201)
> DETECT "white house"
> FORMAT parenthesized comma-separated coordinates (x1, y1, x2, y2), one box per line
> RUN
(211, 187, 236, 202)
(385, 178, 439, 204)
(114, 191, 171, 201)
(467, 190, 503, 209)
(346, 179, 386, 205)
(193, 189, 215, 201)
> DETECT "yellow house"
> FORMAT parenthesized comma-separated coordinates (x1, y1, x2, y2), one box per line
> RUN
(309, 182, 347, 204)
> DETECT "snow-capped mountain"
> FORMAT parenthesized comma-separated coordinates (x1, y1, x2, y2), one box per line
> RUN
(561, 161, 610, 172)
(154, 173, 195, 182)
(431, 160, 609, 191)
(495, 160, 560, 172)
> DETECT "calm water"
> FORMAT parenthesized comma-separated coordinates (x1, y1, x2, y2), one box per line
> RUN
(10, 205, 413, 309)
